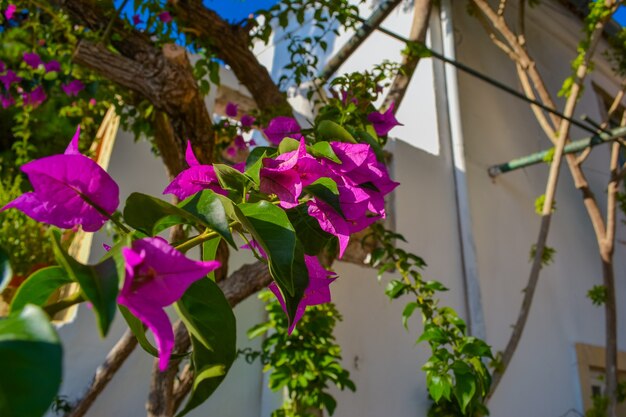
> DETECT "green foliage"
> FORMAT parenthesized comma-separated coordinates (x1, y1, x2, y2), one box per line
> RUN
(0, 305, 63, 417)
(50, 229, 122, 337)
(175, 278, 237, 417)
(239, 201, 309, 323)
(529, 244, 556, 267)
(587, 285, 608, 306)
(369, 224, 492, 415)
(558, 0, 615, 97)
(248, 291, 355, 417)
(0, 175, 56, 278)
(253, 0, 364, 88)
(534, 194, 556, 215)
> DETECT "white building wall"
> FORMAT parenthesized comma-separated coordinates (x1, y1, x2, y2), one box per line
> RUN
(453, 1, 626, 416)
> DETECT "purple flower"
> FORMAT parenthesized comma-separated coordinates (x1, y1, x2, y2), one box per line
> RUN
(260, 139, 325, 209)
(307, 199, 351, 257)
(263, 116, 303, 146)
(225, 102, 238, 118)
(158, 11, 172, 23)
(118, 237, 220, 371)
(61, 80, 84, 97)
(240, 114, 255, 128)
(22, 85, 46, 107)
(132, 14, 143, 25)
(163, 141, 227, 200)
(1, 127, 120, 232)
(0, 70, 21, 90)
(4, 4, 16, 20)
(0, 61, 5, 73)
(44, 60, 61, 73)
(89, 98, 97, 106)
(1, 94, 13, 108)
(23, 52, 42, 69)
(269, 255, 336, 334)
(367, 102, 403, 136)
(240, 239, 267, 259)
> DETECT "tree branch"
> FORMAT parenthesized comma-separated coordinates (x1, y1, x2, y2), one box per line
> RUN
(65, 330, 138, 417)
(383, 0, 433, 111)
(172, 0, 291, 116)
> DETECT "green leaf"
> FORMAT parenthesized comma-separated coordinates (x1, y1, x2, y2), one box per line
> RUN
(385, 280, 409, 299)
(453, 370, 476, 413)
(50, 230, 119, 337)
(428, 374, 445, 403)
(246, 146, 275, 171)
(202, 238, 221, 282)
(179, 190, 236, 248)
(417, 325, 448, 344)
(0, 305, 62, 417)
(244, 150, 267, 185)
(0, 246, 12, 294)
(124, 192, 198, 236)
(287, 205, 333, 255)
(309, 141, 341, 163)
(278, 137, 300, 154)
(316, 120, 357, 143)
(175, 279, 236, 416)
(402, 302, 418, 329)
(10, 267, 72, 314)
(304, 177, 345, 219)
(213, 164, 251, 197)
(238, 201, 308, 322)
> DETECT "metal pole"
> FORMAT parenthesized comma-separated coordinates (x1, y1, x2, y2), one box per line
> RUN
(487, 126, 626, 177)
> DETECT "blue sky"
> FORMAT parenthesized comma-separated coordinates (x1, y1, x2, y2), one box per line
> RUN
(204, 0, 281, 22)
(614, 5, 626, 25)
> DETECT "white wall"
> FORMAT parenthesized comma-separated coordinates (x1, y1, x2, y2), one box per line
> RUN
(453, 1, 626, 415)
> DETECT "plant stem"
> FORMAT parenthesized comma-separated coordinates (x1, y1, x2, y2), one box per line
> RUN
(44, 291, 84, 317)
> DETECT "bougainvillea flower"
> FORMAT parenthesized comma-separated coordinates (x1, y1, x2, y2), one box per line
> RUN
(269, 255, 336, 334)
(158, 11, 172, 23)
(260, 139, 325, 208)
(61, 80, 85, 97)
(240, 239, 267, 259)
(324, 142, 399, 195)
(1, 94, 14, 109)
(307, 198, 351, 257)
(263, 116, 303, 145)
(240, 114, 255, 128)
(22, 86, 46, 107)
(367, 102, 403, 136)
(225, 102, 238, 118)
(118, 237, 220, 371)
(4, 4, 16, 20)
(163, 141, 226, 199)
(132, 14, 143, 25)
(0, 70, 21, 90)
(23, 52, 42, 69)
(1, 127, 120, 232)
(44, 60, 61, 73)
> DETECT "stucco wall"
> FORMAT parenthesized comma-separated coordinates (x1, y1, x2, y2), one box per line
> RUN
(453, 1, 626, 415)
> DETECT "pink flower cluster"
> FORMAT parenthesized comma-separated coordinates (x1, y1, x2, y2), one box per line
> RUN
(259, 137, 398, 257)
